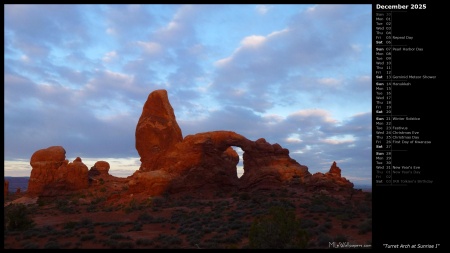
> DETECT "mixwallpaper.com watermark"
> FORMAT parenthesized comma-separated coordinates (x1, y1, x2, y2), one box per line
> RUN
(329, 242, 372, 249)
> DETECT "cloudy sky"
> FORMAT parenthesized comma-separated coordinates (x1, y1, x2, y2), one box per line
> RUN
(4, 4, 372, 186)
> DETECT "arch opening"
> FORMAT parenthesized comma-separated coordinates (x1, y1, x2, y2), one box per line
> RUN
(230, 146, 244, 178)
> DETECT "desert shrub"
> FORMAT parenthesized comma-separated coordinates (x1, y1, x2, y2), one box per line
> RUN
(137, 213, 154, 222)
(136, 238, 153, 246)
(215, 191, 225, 198)
(317, 221, 332, 232)
(230, 220, 245, 230)
(62, 242, 72, 248)
(80, 234, 96, 241)
(103, 227, 117, 236)
(41, 225, 56, 232)
(239, 192, 250, 200)
(316, 233, 333, 247)
(74, 241, 82, 248)
(22, 229, 39, 239)
(336, 213, 351, 221)
(309, 204, 328, 213)
(124, 199, 142, 213)
(311, 194, 334, 205)
(264, 199, 296, 210)
(44, 241, 60, 249)
(223, 232, 242, 244)
(300, 219, 318, 229)
(79, 218, 93, 227)
(358, 202, 371, 214)
(178, 226, 195, 235)
(129, 222, 142, 231)
(21, 241, 39, 249)
(118, 241, 134, 249)
(150, 196, 165, 206)
(202, 242, 219, 249)
(110, 233, 126, 240)
(55, 198, 74, 213)
(37, 198, 48, 207)
(249, 206, 309, 249)
(103, 239, 119, 248)
(158, 234, 182, 245)
(187, 233, 202, 246)
(358, 218, 372, 234)
(203, 227, 213, 233)
(4, 203, 35, 231)
(334, 234, 348, 242)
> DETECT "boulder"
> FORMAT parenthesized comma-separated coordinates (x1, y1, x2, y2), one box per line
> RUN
(88, 161, 111, 177)
(27, 147, 89, 197)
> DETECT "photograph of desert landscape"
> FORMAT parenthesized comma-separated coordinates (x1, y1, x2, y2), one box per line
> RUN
(4, 4, 372, 249)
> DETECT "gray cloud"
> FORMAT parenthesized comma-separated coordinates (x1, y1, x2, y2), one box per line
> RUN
(4, 5, 371, 184)
(211, 5, 371, 116)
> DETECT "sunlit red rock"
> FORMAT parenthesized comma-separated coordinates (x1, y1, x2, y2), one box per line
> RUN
(135, 89, 183, 171)
(129, 130, 311, 195)
(25, 89, 356, 198)
(88, 161, 111, 177)
(27, 147, 89, 197)
(27, 146, 67, 196)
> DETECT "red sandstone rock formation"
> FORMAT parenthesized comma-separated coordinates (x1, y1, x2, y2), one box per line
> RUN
(135, 89, 183, 171)
(307, 161, 354, 191)
(27, 146, 89, 197)
(25, 89, 355, 198)
(88, 161, 113, 186)
(239, 138, 311, 190)
(129, 129, 311, 196)
(4, 179, 9, 198)
(88, 161, 111, 177)
(128, 89, 356, 196)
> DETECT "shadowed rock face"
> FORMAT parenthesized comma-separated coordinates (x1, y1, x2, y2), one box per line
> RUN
(307, 161, 354, 191)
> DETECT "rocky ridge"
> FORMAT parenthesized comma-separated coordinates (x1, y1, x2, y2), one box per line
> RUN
(22, 89, 354, 198)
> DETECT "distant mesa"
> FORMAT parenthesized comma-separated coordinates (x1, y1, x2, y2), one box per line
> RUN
(22, 89, 355, 198)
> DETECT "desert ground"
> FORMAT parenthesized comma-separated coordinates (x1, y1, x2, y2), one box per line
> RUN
(4, 183, 371, 249)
